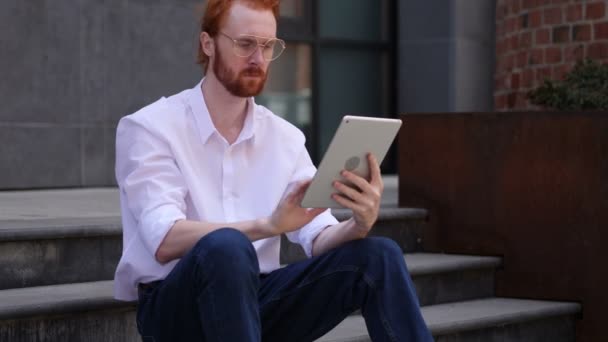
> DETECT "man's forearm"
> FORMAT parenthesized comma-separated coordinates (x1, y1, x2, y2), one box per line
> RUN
(155, 218, 275, 264)
(311, 218, 368, 257)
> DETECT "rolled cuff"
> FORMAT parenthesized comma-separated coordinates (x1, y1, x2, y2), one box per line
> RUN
(289, 209, 339, 258)
(139, 204, 187, 257)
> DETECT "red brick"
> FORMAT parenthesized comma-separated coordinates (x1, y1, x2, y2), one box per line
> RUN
(587, 42, 608, 59)
(566, 4, 583, 22)
(529, 10, 543, 28)
(544, 7, 563, 25)
(552, 64, 571, 80)
(513, 0, 522, 14)
(517, 51, 529, 68)
(522, 68, 535, 88)
(497, 56, 509, 74)
(594, 22, 608, 39)
(497, 4, 508, 21)
(535, 28, 551, 45)
(510, 35, 520, 50)
(495, 94, 507, 110)
(564, 44, 585, 63)
(497, 74, 509, 89)
(553, 25, 571, 43)
(552, 0, 569, 4)
(511, 72, 521, 89)
(520, 31, 533, 48)
(515, 92, 529, 109)
(507, 17, 519, 33)
(529, 48, 544, 65)
(507, 54, 516, 70)
(536, 67, 552, 82)
(573, 24, 592, 41)
(523, 0, 540, 10)
(545, 47, 563, 63)
(586, 2, 605, 20)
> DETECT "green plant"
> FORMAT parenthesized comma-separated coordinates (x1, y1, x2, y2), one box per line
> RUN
(527, 59, 608, 110)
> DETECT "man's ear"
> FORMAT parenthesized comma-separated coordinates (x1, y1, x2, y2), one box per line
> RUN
(200, 32, 214, 58)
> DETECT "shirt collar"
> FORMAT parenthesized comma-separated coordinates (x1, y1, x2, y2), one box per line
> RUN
(189, 78, 257, 145)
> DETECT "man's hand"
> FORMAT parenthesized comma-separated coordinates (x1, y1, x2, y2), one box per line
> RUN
(268, 180, 325, 235)
(331, 153, 383, 236)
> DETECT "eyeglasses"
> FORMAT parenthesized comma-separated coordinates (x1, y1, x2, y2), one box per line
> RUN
(219, 32, 286, 61)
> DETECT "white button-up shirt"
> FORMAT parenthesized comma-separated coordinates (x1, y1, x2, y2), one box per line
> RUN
(113, 80, 338, 301)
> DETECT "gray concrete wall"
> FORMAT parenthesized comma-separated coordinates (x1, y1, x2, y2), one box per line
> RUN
(0, 1, 202, 189)
(397, 0, 496, 113)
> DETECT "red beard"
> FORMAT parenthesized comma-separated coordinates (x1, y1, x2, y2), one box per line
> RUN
(213, 46, 268, 97)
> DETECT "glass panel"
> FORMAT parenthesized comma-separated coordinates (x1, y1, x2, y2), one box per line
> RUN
(319, 0, 390, 41)
(280, 0, 305, 18)
(318, 49, 391, 158)
(256, 44, 312, 141)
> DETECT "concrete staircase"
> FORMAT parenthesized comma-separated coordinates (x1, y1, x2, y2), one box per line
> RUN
(0, 187, 581, 341)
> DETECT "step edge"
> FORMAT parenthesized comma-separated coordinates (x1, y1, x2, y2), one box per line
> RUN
(318, 298, 581, 341)
(0, 223, 123, 241)
(0, 280, 136, 320)
(428, 299, 582, 335)
(332, 207, 428, 222)
(406, 254, 502, 276)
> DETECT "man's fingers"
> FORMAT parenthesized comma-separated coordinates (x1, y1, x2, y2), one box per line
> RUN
(368, 153, 382, 186)
(332, 193, 364, 212)
(340, 170, 374, 195)
(333, 181, 363, 202)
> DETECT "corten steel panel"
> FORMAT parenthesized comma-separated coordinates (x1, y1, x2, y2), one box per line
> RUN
(398, 112, 608, 342)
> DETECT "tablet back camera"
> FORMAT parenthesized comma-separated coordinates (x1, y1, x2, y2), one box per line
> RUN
(344, 156, 360, 171)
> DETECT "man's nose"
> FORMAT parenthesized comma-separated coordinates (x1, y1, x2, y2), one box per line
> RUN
(249, 45, 266, 65)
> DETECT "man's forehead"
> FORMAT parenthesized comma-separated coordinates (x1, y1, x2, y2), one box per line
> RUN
(222, 2, 277, 37)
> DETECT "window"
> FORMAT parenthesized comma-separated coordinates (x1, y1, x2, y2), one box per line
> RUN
(257, 0, 396, 172)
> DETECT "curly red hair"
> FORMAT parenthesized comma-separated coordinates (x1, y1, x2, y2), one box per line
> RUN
(197, 0, 280, 71)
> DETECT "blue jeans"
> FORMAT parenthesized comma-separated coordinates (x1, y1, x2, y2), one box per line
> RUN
(136, 228, 433, 342)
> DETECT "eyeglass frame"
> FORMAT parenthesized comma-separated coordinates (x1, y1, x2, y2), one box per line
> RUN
(218, 31, 286, 61)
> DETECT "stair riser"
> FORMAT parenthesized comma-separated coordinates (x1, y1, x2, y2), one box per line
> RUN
(0, 309, 138, 342)
(434, 315, 576, 342)
(0, 237, 120, 290)
(0, 311, 576, 342)
(414, 269, 495, 306)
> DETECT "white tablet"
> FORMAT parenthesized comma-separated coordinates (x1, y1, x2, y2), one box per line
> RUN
(301, 115, 402, 208)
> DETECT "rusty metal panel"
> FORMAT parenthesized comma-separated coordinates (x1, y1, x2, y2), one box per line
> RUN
(398, 112, 608, 342)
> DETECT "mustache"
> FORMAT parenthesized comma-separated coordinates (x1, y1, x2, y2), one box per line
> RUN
(240, 67, 265, 77)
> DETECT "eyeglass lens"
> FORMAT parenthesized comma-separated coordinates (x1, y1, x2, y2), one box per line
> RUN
(233, 37, 284, 60)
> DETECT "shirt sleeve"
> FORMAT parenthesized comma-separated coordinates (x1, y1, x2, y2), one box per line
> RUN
(115, 117, 188, 257)
(284, 146, 339, 257)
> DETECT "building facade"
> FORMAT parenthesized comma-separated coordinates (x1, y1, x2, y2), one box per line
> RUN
(0, 0, 495, 189)
(495, 0, 608, 111)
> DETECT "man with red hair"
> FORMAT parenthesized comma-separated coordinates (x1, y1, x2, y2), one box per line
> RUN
(113, 0, 432, 341)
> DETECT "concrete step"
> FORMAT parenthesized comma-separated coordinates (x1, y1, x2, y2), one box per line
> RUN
(0, 217, 122, 290)
(0, 281, 137, 342)
(317, 298, 581, 342)
(406, 253, 500, 306)
(0, 207, 428, 290)
(0, 281, 579, 342)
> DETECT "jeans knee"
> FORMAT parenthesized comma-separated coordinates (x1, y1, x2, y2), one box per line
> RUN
(346, 237, 405, 270)
(192, 228, 259, 273)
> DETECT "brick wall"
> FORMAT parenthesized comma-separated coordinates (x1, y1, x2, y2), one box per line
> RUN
(495, 0, 608, 111)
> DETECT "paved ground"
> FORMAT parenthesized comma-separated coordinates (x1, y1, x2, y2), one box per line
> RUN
(0, 176, 398, 223)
